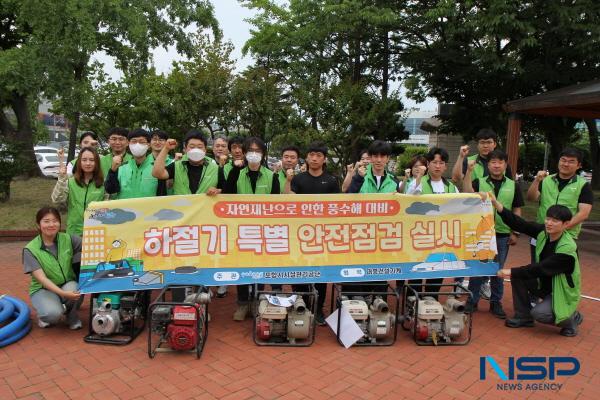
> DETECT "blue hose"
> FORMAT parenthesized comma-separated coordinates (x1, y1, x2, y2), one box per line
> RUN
(0, 295, 32, 347)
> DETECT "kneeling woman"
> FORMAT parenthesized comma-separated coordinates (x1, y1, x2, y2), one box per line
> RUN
(23, 207, 83, 329)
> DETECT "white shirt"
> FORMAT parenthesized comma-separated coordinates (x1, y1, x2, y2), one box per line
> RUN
(407, 177, 459, 195)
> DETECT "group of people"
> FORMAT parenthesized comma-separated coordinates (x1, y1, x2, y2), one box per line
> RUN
(23, 127, 592, 337)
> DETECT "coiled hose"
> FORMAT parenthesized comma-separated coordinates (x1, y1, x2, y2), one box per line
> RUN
(0, 295, 32, 348)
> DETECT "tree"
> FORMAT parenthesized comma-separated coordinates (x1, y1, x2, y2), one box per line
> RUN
(401, 0, 600, 152)
(242, 0, 408, 172)
(1, 0, 219, 179)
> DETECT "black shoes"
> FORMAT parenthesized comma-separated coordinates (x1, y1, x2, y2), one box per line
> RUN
(464, 302, 478, 313)
(505, 317, 535, 328)
(489, 302, 507, 319)
(559, 311, 584, 337)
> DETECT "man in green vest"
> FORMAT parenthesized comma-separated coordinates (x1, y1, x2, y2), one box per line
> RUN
(452, 128, 514, 184)
(348, 140, 398, 294)
(527, 147, 593, 241)
(486, 193, 583, 337)
(219, 136, 245, 180)
(152, 130, 223, 196)
(105, 128, 159, 199)
(274, 145, 300, 189)
(100, 127, 132, 177)
(224, 136, 280, 321)
(463, 150, 524, 318)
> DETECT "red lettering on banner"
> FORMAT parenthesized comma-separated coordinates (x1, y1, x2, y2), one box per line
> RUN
(214, 200, 399, 218)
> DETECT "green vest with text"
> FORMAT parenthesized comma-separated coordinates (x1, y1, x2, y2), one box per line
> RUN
(535, 231, 581, 324)
(237, 166, 274, 194)
(172, 155, 219, 195)
(478, 176, 516, 234)
(25, 233, 74, 295)
(359, 164, 397, 193)
(537, 174, 587, 239)
(66, 178, 105, 236)
(115, 156, 157, 199)
(420, 175, 457, 194)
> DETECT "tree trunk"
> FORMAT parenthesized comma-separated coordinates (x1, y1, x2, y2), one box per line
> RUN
(584, 119, 600, 190)
(543, 117, 578, 170)
(11, 92, 40, 177)
(67, 111, 80, 163)
(381, 30, 389, 101)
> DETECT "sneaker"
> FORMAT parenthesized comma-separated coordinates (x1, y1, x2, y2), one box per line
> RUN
(315, 312, 326, 326)
(216, 286, 228, 298)
(233, 304, 249, 321)
(559, 327, 578, 337)
(489, 302, 506, 319)
(574, 311, 584, 326)
(69, 320, 82, 330)
(480, 280, 491, 301)
(38, 319, 51, 328)
(505, 318, 534, 328)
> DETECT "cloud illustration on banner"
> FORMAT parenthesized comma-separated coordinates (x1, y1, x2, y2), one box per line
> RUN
(92, 208, 137, 224)
(405, 202, 440, 215)
(439, 197, 483, 214)
(145, 209, 184, 221)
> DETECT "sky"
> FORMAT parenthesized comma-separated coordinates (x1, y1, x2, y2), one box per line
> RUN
(95, 0, 437, 116)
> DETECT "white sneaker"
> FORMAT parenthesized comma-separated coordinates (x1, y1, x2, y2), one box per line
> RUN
(38, 319, 50, 328)
(69, 320, 82, 330)
(480, 280, 491, 300)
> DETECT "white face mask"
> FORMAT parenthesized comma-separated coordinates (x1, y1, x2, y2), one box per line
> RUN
(187, 148, 206, 162)
(246, 152, 262, 165)
(129, 143, 148, 157)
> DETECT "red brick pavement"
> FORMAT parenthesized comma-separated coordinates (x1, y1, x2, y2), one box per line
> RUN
(0, 239, 598, 400)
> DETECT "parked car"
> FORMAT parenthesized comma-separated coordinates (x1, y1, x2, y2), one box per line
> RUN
(34, 145, 59, 155)
(36, 153, 60, 178)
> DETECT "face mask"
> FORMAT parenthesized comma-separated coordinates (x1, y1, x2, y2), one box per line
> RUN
(187, 148, 206, 162)
(129, 143, 148, 157)
(246, 152, 262, 165)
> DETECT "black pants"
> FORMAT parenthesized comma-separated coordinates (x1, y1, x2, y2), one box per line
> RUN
(292, 283, 326, 315)
(341, 281, 387, 296)
(397, 279, 443, 299)
(511, 277, 577, 329)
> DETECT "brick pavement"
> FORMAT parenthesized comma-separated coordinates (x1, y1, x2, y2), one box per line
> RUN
(0, 238, 598, 400)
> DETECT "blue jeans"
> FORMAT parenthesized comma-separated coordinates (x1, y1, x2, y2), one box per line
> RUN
(30, 281, 82, 325)
(468, 235, 510, 304)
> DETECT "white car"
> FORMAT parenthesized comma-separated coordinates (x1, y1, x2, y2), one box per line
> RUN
(36, 153, 60, 178)
(34, 145, 59, 155)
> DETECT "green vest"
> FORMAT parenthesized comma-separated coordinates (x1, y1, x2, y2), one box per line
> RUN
(172, 155, 219, 195)
(100, 153, 132, 178)
(467, 154, 486, 181)
(537, 174, 587, 239)
(277, 170, 287, 191)
(25, 233, 75, 295)
(359, 164, 398, 193)
(223, 161, 233, 179)
(535, 231, 581, 324)
(478, 176, 516, 234)
(66, 178, 105, 236)
(237, 166, 274, 194)
(403, 177, 414, 194)
(420, 175, 457, 194)
(115, 156, 158, 199)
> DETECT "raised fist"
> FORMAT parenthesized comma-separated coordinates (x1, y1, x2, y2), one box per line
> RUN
(174, 152, 183, 161)
(233, 159, 244, 168)
(358, 164, 367, 177)
(415, 165, 427, 177)
(218, 154, 228, 166)
(166, 139, 178, 150)
(404, 168, 411, 178)
(467, 159, 476, 172)
(459, 145, 469, 157)
(286, 168, 295, 181)
(535, 170, 549, 181)
(111, 155, 123, 171)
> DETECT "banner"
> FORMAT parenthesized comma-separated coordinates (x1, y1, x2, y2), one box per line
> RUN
(78, 193, 499, 293)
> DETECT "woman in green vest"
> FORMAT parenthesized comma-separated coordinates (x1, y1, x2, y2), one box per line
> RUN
(224, 136, 280, 321)
(52, 147, 105, 236)
(399, 155, 427, 194)
(486, 193, 583, 337)
(23, 207, 83, 329)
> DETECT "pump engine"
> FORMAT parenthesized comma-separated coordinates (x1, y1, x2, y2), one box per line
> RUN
(341, 296, 395, 344)
(255, 294, 312, 344)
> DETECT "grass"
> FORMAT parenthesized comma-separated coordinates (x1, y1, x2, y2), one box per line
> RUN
(0, 177, 65, 230)
(0, 178, 598, 230)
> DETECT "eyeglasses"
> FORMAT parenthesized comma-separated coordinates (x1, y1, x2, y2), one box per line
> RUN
(129, 139, 148, 145)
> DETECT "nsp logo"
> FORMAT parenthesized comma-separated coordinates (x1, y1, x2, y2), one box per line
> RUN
(480, 356, 580, 380)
